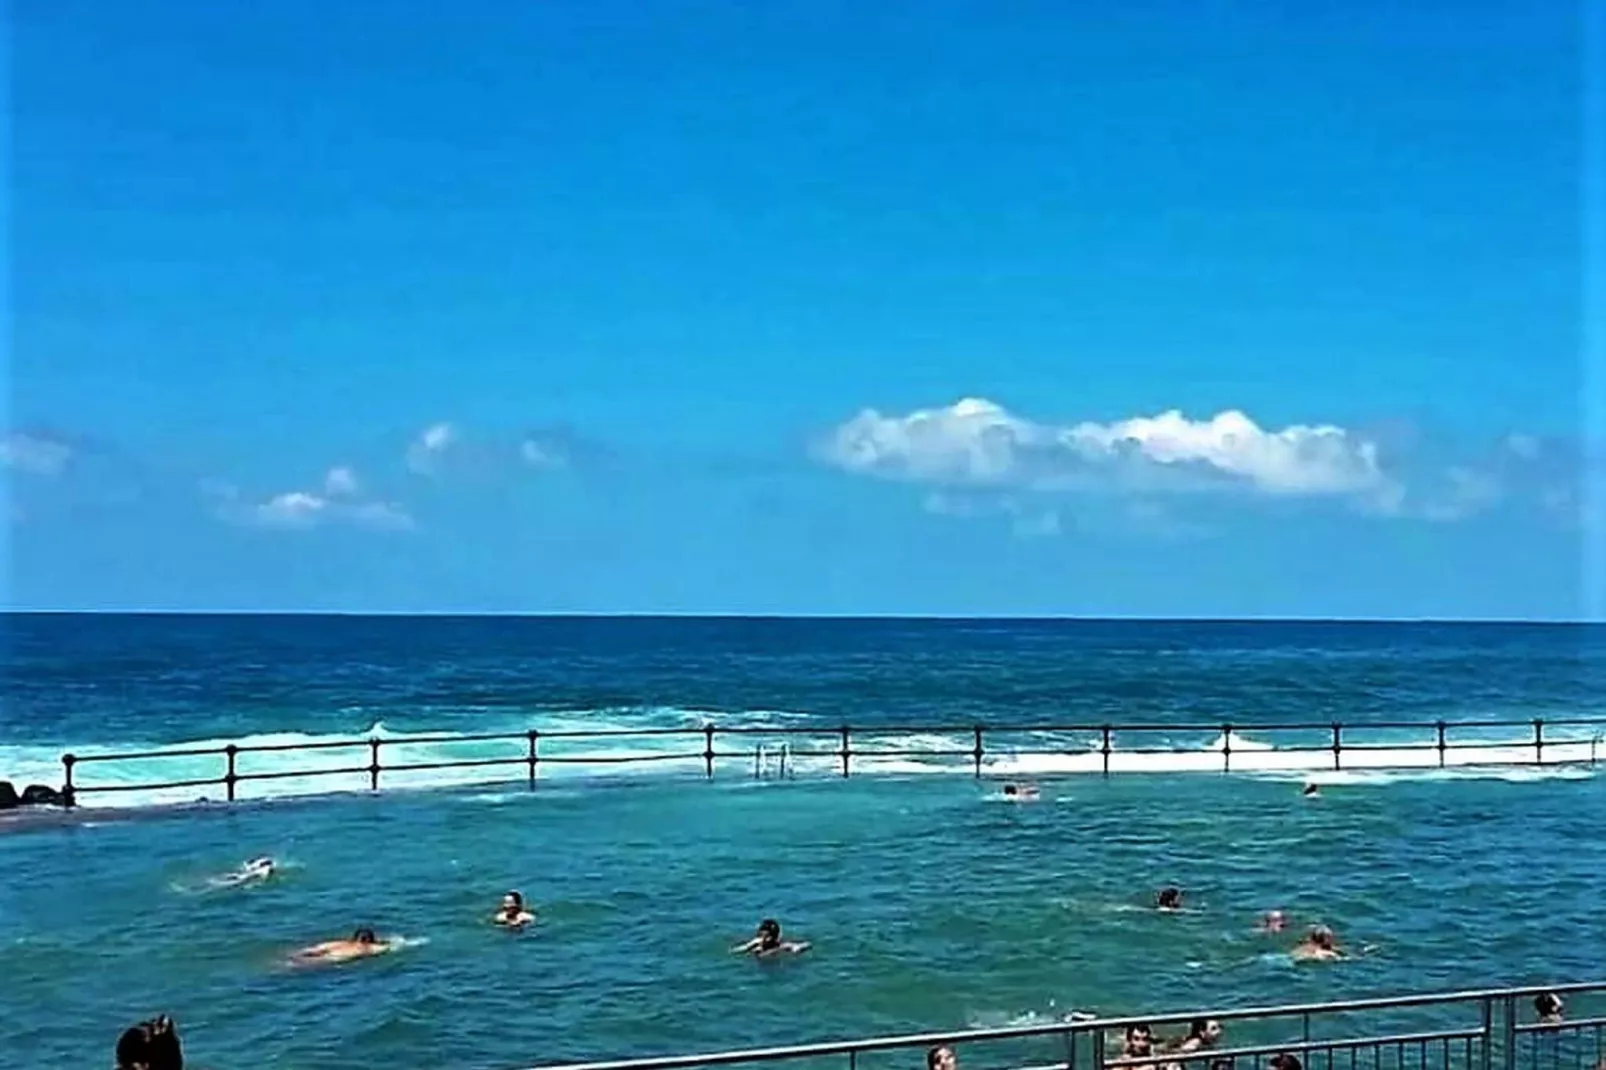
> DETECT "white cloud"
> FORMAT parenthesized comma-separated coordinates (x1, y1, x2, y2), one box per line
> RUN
(233, 467, 413, 532)
(520, 439, 567, 470)
(254, 491, 328, 527)
(323, 466, 359, 497)
(818, 398, 1393, 503)
(407, 422, 456, 474)
(0, 431, 74, 476)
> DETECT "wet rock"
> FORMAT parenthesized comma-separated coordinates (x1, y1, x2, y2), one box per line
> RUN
(0, 781, 17, 810)
(19, 784, 65, 807)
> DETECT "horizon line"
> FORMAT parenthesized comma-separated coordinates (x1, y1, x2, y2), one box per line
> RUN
(2, 609, 1604, 625)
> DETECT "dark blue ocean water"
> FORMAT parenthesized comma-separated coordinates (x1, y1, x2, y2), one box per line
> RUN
(2, 615, 1604, 1069)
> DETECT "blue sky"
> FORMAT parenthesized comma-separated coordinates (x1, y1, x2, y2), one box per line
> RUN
(4, 0, 1602, 619)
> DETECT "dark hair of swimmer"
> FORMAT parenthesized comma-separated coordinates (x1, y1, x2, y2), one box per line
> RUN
(1157, 887, 1182, 909)
(1534, 992, 1563, 1018)
(353, 927, 377, 944)
(1003, 785, 1018, 796)
(927, 1046, 956, 1070)
(1302, 783, 1319, 796)
(505, 891, 524, 909)
(1270, 1054, 1304, 1070)
(757, 918, 781, 947)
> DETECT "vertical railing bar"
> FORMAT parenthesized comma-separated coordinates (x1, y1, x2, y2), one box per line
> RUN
(1332, 723, 1343, 770)
(1101, 725, 1112, 777)
(61, 754, 77, 809)
(703, 724, 716, 780)
(1533, 719, 1544, 766)
(1500, 995, 1518, 1070)
(973, 725, 985, 779)
(1481, 996, 1495, 1070)
(839, 725, 851, 778)
(225, 743, 238, 802)
(527, 730, 539, 789)
(1222, 723, 1233, 772)
(1438, 721, 1448, 768)
(368, 737, 382, 792)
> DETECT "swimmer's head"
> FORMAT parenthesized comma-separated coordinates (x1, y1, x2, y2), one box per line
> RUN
(1308, 925, 1335, 949)
(1157, 887, 1183, 909)
(1124, 1024, 1153, 1054)
(502, 891, 524, 911)
(352, 927, 378, 945)
(1302, 783, 1319, 796)
(1003, 785, 1019, 796)
(1534, 992, 1563, 1018)
(756, 918, 781, 947)
(1261, 910, 1287, 931)
(1270, 1055, 1304, 1070)
(927, 1046, 957, 1070)
(1190, 1019, 1223, 1045)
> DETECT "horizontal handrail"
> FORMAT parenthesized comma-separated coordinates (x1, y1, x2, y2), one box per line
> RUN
(517, 981, 1606, 1070)
(45, 715, 1605, 809)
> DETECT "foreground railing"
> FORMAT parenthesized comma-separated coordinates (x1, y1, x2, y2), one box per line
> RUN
(518, 983, 1604, 1070)
(54, 716, 1606, 808)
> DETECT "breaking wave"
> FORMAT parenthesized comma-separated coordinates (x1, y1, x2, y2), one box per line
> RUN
(1, 709, 1600, 810)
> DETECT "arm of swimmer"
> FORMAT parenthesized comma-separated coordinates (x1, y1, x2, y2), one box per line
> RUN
(731, 939, 760, 953)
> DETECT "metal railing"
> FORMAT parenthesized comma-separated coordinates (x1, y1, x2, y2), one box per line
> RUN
(517, 983, 1605, 1070)
(54, 716, 1606, 808)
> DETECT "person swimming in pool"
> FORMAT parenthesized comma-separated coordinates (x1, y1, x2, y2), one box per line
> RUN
(1291, 924, 1344, 961)
(211, 855, 275, 888)
(1121, 1023, 1155, 1059)
(1002, 783, 1040, 801)
(1257, 909, 1288, 933)
(1156, 886, 1184, 912)
(1301, 783, 1320, 797)
(289, 927, 396, 967)
(493, 891, 535, 929)
(927, 1045, 957, 1070)
(731, 918, 811, 957)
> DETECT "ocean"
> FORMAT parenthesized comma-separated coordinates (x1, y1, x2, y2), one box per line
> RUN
(2, 614, 1603, 1069)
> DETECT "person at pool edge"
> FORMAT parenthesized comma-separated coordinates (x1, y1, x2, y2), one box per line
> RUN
(732, 918, 811, 957)
(289, 927, 397, 966)
(927, 1046, 956, 1070)
(494, 890, 535, 929)
(1156, 886, 1184, 911)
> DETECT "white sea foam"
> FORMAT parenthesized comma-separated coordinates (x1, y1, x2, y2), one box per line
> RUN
(1, 709, 1599, 810)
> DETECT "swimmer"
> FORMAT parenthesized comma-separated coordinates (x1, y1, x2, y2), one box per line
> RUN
(115, 1015, 183, 1070)
(927, 1046, 957, 1070)
(1156, 886, 1184, 912)
(1533, 991, 1564, 1024)
(1256, 910, 1288, 933)
(1174, 1019, 1223, 1053)
(209, 856, 275, 888)
(1002, 783, 1040, 801)
(731, 918, 811, 958)
(1291, 924, 1344, 961)
(1269, 1055, 1303, 1070)
(1121, 1023, 1155, 1059)
(1301, 783, 1320, 797)
(288, 927, 396, 967)
(493, 891, 535, 929)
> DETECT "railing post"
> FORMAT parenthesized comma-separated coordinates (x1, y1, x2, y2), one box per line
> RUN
(1532, 718, 1544, 765)
(972, 725, 984, 778)
(1222, 723, 1233, 772)
(527, 730, 539, 788)
(839, 725, 851, 777)
(1498, 994, 1517, 1070)
(1437, 720, 1447, 768)
(1092, 1019, 1108, 1070)
(368, 737, 382, 792)
(703, 725, 716, 779)
(1100, 725, 1112, 777)
(61, 754, 77, 809)
(1478, 996, 1494, 1070)
(225, 744, 238, 802)
(1331, 723, 1342, 770)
